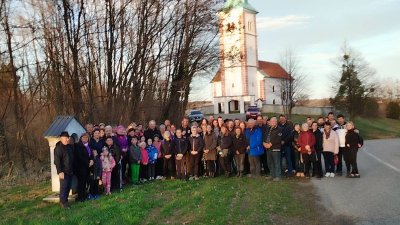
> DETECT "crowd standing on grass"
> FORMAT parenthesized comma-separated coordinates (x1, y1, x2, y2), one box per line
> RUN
(54, 112, 364, 208)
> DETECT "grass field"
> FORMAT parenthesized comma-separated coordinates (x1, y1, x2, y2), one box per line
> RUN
(0, 177, 348, 225)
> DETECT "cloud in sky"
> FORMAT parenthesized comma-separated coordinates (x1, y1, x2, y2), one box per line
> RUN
(257, 15, 312, 31)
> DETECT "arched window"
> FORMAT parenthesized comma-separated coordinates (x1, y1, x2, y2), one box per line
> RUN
(272, 85, 275, 92)
(273, 99, 276, 105)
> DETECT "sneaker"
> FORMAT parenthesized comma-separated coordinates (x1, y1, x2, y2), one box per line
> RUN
(87, 194, 93, 200)
(194, 176, 199, 180)
(188, 176, 194, 181)
(273, 178, 281, 182)
(354, 174, 361, 178)
(94, 195, 100, 199)
(330, 173, 335, 178)
(325, 172, 331, 178)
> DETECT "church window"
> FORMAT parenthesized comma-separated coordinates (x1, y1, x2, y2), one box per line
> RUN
(248, 21, 252, 31)
(232, 83, 235, 88)
(273, 99, 275, 105)
(272, 85, 275, 92)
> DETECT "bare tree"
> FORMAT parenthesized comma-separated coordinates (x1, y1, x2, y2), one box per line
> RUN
(279, 49, 307, 118)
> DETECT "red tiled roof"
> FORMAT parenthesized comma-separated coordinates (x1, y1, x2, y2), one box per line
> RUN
(211, 68, 222, 82)
(258, 60, 291, 79)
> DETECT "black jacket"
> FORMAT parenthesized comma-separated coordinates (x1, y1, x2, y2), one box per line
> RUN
(105, 144, 121, 163)
(232, 134, 248, 154)
(144, 128, 162, 141)
(54, 142, 75, 175)
(313, 129, 323, 152)
(74, 142, 93, 176)
(263, 126, 282, 150)
(345, 129, 364, 150)
(90, 155, 102, 180)
(161, 139, 174, 156)
(218, 134, 233, 150)
(278, 123, 293, 147)
(89, 138, 105, 155)
(188, 135, 204, 153)
(172, 137, 188, 155)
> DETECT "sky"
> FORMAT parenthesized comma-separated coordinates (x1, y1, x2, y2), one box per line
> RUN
(189, 0, 400, 101)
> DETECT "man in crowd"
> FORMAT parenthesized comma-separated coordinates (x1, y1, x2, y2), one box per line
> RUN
(263, 117, 283, 181)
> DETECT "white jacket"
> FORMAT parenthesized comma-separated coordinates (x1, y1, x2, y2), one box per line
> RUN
(336, 128, 347, 147)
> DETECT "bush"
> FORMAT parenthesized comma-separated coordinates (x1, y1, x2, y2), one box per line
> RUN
(386, 102, 400, 119)
(363, 97, 379, 117)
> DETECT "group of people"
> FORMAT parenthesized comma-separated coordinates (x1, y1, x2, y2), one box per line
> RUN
(54, 112, 364, 208)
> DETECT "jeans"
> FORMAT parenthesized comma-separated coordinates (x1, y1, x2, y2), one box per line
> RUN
(314, 151, 323, 176)
(336, 147, 345, 174)
(267, 150, 281, 178)
(323, 152, 334, 173)
(60, 174, 72, 204)
(235, 154, 245, 173)
(248, 155, 261, 176)
(281, 145, 293, 175)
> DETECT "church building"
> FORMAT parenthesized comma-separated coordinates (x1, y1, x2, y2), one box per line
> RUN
(211, 0, 291, 114)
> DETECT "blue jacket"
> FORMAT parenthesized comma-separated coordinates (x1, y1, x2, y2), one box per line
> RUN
(146, 145, 158, 164)
(244, 127, 264, 156)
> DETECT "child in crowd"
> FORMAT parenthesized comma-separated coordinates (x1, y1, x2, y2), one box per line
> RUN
(128, 137, 141, 185)
(146, 139, 158, 180)
(100, 147, 116, 195)
(139, 142, 149, 183)
(88, 149, 102, 199)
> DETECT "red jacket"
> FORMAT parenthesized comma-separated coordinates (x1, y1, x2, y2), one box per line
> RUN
(297, 131, 316, 154)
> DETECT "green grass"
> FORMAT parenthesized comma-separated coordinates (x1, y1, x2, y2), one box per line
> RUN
(0, 177, 324, 225)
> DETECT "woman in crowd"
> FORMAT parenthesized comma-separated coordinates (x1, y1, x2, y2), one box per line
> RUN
(116, 126, 129, 184)
(172, 128, 188, 180)
(74, 133, 93, 202)
(345, 122, 363, 178)
(204, 124, 217, 178)
(217, 126, 233, 177)
(104, 136, 121, 191)
(322, 122, 339, 178)
(297, 123, 316, 178)
(161, 131, 175, 180)
(232, 127, 248, 177)
(188, 126, 204, 180)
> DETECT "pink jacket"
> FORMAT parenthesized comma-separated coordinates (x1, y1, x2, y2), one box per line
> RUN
(101, 155, 116, 172)
(323, 130, 339, 154)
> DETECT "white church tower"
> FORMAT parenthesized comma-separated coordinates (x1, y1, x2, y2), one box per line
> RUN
(211, 0, 291, 114)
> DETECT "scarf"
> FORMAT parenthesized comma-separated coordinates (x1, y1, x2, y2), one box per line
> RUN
(83, 142, 91, 157)
(325, 129, 331, 140)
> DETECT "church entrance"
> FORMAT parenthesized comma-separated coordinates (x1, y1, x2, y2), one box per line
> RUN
(228, 100, 239, 113)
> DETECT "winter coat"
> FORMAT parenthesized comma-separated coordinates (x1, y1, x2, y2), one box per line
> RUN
(278, 123, 294, 147)
(140, 147, 149, 165)
(297, 131, 316, 154)
(54, 142, 75, 175)
(172, 137, 188, 156)
(217, 133, 233, 150)
(263, 126, 282, 150)
(336, 124, 347, 147)
(313, 129, 324, 152)
(90, 155, 102, 180)
(144, 128, 162, 141)
(345, 129, 364, 150)
(188, 135, 204, 153)
(89, 138, 105, 155)
(204, 132, 217, 160)
(101, 155, 115, 172)
(128, 145, 141, 164)
(244, 127, 264, 156)
(105, 144, 121, 164)
(74, 141, 93, 176)
(146, 145, 158, 164)
(232, 133, 248, 154)
(322, 130, 339, 154)
(161, 139, 174, 156)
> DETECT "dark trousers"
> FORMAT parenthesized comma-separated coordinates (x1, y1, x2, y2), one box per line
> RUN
(148, 163, 156, 179)
(302, 153, 317, 176)
(163, 158, 175, 178)
(344, 149, 359, 174)
(323, 152, 334, 173)
(260, 152, 269, 175)
(248, 155, 261, 176)
(281, 145, 293, 175)
(156, 158, 164, 177)
(59, 174, 73, 205)
(140, 164, 148, 179)
(313, 151, 323, 176)
(206, 160, 216, 175)
(244, 153, 250, 174)
(89, 178, 99, 196)
(175, 158, 185, 179)
(219, 155, 231, 174)
(336, 147, 345, 174)
(228, 152, 237, 174)
(111, 163, 121, 191)
(121, 154, 129, 182)
(235, 154, 245, 173)
(190, 153, 200, 177)
(293, 150, 300, 172)
(76, 173, 89, 201)
(267, 151, 281, 178)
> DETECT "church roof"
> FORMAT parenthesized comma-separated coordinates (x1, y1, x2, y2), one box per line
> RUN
(222, 0, 258, 13)
(210, 60, 291, 83)
(258, 61, 292, 80)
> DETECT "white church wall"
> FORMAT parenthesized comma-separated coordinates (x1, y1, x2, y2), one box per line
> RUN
(212, 82, 222, 97)
(244, 12, 257, 67)
(264, 77, 282, 105)
(247, 67, 258, 97)
(224, 67, 243, 96)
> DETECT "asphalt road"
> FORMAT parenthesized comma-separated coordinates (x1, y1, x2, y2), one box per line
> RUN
(311, 139, 400, 225)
